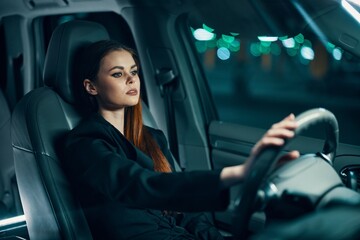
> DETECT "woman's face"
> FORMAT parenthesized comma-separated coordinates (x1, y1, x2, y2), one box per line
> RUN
(85, 49, 140, 111)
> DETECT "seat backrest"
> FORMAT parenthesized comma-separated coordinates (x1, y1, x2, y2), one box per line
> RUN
(11, 20, 110, 240)
(0, 89, 18, 218)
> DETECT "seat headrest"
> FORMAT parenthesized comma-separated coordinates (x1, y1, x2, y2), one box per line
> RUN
(43, 20, 110, 104)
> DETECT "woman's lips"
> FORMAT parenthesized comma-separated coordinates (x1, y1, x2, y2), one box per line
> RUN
(126, 89, 138, 96)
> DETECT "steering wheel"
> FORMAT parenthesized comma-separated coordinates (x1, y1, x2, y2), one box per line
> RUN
(231, 108, 339, 238)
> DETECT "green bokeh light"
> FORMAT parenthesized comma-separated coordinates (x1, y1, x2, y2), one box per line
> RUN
(217, 38, 230, 48)
(279, 35, 289, 41)
(260, 41, 271, 47)
(222, 34, 235, 43)
(229, 40, 240, 52)
(259, 44, 271, 54)
(250, 43, 261, 57)
(327, 42, 335, 49)
(202, 24, 214, 33)
(294, 33, 305, 44)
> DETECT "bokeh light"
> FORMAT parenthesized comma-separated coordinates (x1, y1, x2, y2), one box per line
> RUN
(217, 47, 231, 60)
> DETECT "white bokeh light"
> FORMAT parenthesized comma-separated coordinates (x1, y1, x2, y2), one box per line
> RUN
(333, 48, 343, 60)
(282, 38, 296, 48)
(258, 36, 278, 42)
(193, 28, 215, 41)
(300, 46, 314, 60)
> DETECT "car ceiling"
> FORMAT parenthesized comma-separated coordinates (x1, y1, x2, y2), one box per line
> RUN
(1, 0, 360, 57)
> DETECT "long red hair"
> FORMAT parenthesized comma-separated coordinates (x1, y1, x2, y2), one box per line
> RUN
(124, 97, 172, 173)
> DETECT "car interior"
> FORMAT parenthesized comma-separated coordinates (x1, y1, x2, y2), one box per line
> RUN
(1, 0, 360, 239)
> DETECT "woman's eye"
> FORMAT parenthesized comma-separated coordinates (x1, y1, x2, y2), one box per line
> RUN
(112, 72, 122, 78)
(131, 70, 138, 76)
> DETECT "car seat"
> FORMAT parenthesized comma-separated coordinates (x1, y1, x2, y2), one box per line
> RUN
(0, 89, 27, 237)
(0, 89, 21, 219)
(11, 20, 110, 240)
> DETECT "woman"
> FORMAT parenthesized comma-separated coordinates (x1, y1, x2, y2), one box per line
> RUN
(63, 40, 299, 239)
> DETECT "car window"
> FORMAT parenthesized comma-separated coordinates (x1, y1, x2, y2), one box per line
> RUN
(188, 20, 360, 146)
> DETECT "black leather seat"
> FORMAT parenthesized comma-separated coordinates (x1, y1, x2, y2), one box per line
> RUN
(0, 90, 19, 219)
(11, 20, 110, 240)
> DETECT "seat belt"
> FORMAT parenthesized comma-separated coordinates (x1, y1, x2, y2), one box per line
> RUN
(156, 68, 180, 164)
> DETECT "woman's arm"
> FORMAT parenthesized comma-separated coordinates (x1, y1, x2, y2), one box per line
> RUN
(64, 124, 229, 212)
(220, 114, 299, 189)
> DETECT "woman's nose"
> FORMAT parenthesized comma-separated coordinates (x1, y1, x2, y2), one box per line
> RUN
(126, 74, 135, 84)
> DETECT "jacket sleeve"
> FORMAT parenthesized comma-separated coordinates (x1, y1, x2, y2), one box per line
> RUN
(64, 125, 230, 212)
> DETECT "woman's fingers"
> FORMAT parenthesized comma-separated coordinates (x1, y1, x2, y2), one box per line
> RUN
(243, 113, 300, 178)
(277, 150, 300, 165)
(265, 128, 295, 139)
(251, 114, 298, 156)
(270, 114, 297, 131)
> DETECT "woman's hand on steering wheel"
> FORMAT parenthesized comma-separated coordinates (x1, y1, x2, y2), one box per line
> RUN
(244, 114, 300, 177)
(220, 114, 299, 188)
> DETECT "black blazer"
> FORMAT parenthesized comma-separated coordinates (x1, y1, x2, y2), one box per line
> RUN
(63, 113, 229, 239)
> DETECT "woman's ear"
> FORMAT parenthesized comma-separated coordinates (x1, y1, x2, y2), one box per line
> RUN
(83, 79, 98, 96)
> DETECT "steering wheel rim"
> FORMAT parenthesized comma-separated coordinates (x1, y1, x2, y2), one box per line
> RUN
(231, 108, 339, 238)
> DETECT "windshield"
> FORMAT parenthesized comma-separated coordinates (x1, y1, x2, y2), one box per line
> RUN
(188, 0, 360, 146)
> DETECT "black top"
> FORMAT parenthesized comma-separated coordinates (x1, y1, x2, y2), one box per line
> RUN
(63, 113, 229, 239)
